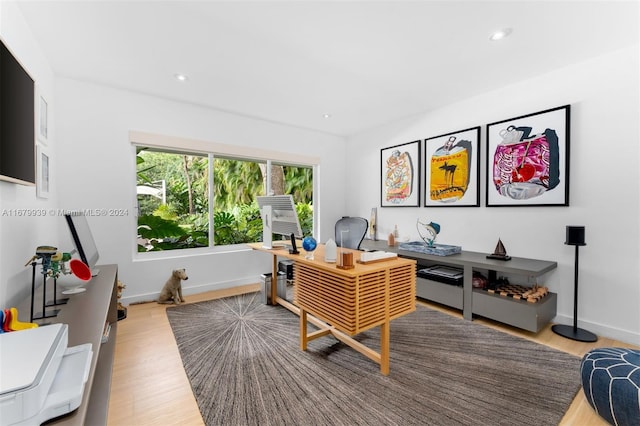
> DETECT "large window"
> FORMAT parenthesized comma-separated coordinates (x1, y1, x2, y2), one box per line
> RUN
(136, 147, 313, 252)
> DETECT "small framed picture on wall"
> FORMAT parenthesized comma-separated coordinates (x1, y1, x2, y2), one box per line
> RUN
(380, 140, 421, 207)
(36, 144, 50, 199)
(36, 86, 49, 145)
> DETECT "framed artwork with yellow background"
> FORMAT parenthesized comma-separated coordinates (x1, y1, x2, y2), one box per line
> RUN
(424, 127, 480, 207)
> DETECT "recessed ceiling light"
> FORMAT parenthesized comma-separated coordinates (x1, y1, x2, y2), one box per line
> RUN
(489, 28, 513, 41)
(174, 73, 189, 82)
(323, 114, 332, 119)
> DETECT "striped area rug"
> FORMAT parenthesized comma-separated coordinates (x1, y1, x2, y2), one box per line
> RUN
(166, 292, 580, 426)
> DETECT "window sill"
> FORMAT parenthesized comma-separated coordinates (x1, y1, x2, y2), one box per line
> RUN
(133, 243, 253, 262)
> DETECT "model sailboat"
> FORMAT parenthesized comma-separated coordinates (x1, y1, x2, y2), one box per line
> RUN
(487, 238, 511, 260)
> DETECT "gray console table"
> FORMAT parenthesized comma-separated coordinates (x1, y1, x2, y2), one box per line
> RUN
(361, 240, 557, 332)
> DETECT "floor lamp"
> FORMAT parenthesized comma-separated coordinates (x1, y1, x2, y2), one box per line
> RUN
(552, 226, 597, 342)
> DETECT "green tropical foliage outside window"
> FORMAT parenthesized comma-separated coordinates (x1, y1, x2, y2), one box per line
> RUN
(136, 149, 313, 252)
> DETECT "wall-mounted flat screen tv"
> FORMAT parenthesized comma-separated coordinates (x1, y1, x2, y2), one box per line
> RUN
(0, 38, 35, 185)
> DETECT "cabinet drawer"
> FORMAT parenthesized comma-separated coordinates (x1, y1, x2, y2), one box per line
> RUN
(416, 277, 463, 309)
(472, 290, 557, 333)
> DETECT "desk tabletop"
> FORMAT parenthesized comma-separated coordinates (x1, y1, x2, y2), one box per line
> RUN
(247, 242, 416, 276)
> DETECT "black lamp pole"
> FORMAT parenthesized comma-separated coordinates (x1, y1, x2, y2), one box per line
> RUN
(552, 226, 597, 342)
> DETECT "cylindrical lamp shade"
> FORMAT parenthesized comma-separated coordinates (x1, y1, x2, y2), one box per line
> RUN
(566, 226, 586, 246)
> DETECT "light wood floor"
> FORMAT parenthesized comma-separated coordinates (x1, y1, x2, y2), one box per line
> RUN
(108, 285, 637, 425)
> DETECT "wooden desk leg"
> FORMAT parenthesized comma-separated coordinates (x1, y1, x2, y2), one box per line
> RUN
(300, 309, 308, 350)
(380, 321, 390, 375)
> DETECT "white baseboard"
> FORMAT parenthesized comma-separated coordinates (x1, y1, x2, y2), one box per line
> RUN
(553, 313, 639, 347)
(120, 277, 258, 305)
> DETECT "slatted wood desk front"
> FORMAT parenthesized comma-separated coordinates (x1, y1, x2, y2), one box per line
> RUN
(248, 243, 416, 375)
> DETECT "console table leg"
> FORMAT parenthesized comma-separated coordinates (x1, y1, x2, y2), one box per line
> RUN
(463, 265, 473, 321)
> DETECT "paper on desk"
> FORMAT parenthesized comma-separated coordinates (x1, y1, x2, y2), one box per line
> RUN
(359, 251, 398, 262)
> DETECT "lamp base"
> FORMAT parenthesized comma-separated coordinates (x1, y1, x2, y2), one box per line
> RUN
(32, 309, 60, 320)
(46, 298, 69, 306)
(552, 324, 597, 342)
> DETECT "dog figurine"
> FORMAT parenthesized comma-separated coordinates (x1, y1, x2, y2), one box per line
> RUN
(158, 268, 188, 304)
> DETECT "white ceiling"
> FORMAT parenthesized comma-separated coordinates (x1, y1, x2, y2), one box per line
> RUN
(15, 1, 639, 136)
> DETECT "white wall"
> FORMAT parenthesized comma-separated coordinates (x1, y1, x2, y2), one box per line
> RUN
(54, 78, 347, 304)
(1, 0, 347, 312)
(3, 2, 638, 345)
(345, 46, 640, 345)
(0, 2, 58, 308)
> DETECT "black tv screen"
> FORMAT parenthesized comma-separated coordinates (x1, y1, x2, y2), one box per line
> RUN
(0, 38, 35, 185)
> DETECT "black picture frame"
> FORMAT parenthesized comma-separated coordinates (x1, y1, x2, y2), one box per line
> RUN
(486, 105, 570, 207)
(424, 126, 480, 207)
(380, 140, 421, 207)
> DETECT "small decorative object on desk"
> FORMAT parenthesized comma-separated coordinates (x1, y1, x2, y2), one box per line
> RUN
(337, 251, 354, 269)
(400, 241, 462, 256)
(472, 271, 488, 289)
(369, 208, 377, 240)
(487, 238, 511, 261)
(324, 238, 337, 263)
(302, 236, 317, 260)
(358, 251, 397, 264)
(403, 219, 461, 256)
(416, 219, 440, 247)
(5, 307, 38, 330)
(117, 280, 127, 321)
(57, 258, 92, 294)
(486, 283, 548, 303)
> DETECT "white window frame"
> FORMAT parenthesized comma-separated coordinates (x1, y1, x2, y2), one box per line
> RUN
(131, 131, 319, 259)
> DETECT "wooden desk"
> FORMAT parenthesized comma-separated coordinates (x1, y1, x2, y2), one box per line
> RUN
(248, 243, 416, 374)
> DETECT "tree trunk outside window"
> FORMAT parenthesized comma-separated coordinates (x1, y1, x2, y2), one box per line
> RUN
(260, 164, 285, 195)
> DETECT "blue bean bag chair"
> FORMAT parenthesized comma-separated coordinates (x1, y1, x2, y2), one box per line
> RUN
(581, 347, 640, 426)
